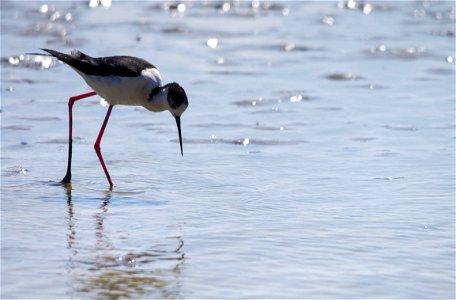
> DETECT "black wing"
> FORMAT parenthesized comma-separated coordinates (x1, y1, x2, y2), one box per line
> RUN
(41, 48, 157, 77)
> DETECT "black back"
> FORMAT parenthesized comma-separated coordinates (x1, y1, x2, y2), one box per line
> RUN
(41, 48, 157, 77)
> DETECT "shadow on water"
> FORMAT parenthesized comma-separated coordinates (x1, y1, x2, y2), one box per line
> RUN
(63, 185, 185, 299)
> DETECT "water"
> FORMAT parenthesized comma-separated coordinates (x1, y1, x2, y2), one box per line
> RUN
(1, 1, 455, 298)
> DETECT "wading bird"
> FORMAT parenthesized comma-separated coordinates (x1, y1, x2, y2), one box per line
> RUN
(37, 49, 188, 189)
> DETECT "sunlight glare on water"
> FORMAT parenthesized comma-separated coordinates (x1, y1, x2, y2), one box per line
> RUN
(1, 1, 455, 299)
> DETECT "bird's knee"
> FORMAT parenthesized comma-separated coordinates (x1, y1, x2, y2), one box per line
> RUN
(68, 99, 75, 108)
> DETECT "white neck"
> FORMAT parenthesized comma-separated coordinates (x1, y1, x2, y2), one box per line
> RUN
(144, 88, 170, 112)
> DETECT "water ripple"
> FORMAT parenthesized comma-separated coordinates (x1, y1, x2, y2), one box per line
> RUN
(1, 125, 33, 131)
(326, 73, 364, 81)
(9, 115, 61, 121)
(383, 124, 419, 131)
(37, 136, 86, 144)
(171, 137, 307, 146)
(365, 45, 430, 60)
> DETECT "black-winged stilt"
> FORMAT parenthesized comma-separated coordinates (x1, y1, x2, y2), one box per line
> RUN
(37, 49, 189, 189)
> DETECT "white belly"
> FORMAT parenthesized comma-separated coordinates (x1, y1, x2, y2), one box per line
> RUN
(75, 68, 162, 106)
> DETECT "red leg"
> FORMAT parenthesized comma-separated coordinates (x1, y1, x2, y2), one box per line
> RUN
(61, 91, 97, 184)
(94, 104, 114, 188)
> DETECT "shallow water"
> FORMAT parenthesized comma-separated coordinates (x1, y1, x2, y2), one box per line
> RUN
(1, 1, 455, 298)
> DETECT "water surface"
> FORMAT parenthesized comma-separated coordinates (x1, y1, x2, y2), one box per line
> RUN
(1, 1, 455, 298)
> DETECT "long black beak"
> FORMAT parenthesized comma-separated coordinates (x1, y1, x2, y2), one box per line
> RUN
(175, 116, 183, 156)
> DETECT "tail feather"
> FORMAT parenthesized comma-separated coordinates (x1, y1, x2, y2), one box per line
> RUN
(27, 48, 81, 64)
(35, 48, 97, 73)
(25, 52, 52, 56)
(40, 48, 77, 64)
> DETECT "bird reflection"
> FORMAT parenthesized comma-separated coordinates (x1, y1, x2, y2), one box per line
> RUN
(65, 184, 76, 250)
(94, 192, 112, 250)
(63, 185, 185, 299)
(64, 183, 77, 299)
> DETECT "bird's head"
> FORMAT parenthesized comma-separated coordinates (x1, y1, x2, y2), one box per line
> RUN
(165, 82, 188, 156)
(166, 82, 188, 117)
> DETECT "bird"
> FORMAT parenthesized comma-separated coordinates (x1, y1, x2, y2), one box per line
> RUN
(34, 49, 189, 189)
